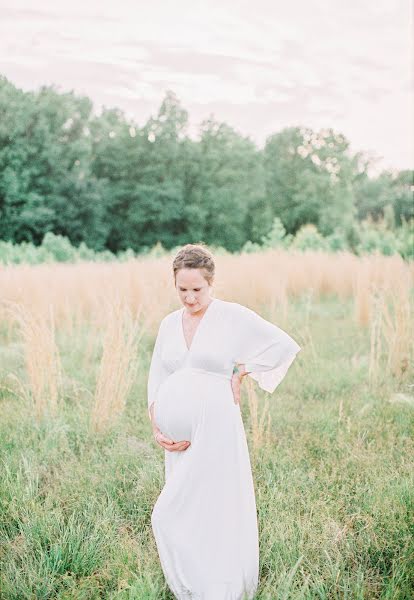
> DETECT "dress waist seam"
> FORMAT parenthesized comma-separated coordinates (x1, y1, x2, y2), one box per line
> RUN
(180, 367, 232, 381)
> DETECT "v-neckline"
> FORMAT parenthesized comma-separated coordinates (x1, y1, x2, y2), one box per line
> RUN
(180, 298, 216, 353)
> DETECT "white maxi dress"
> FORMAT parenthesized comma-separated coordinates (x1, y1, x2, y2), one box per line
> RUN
(147, 298, 301, 600)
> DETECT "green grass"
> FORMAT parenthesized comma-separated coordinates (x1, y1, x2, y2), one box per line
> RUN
(0, 298, 413, 599)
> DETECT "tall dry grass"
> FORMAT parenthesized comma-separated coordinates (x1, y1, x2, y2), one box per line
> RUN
(368, 275, 412, 386)
(90, 300, 143, 433)
(0, 257, 174, 337)
(1, 251, 412, 336)
(5, 302, 62, 418)
(368, 290, 384, 387)
(245, 378, 272, 459)
(352, 253, 411, 325)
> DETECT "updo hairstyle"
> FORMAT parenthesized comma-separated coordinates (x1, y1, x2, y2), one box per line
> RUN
(172, 243, 215, 286)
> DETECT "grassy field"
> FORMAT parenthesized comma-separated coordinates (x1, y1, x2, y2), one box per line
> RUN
(0, 250, 413, 599)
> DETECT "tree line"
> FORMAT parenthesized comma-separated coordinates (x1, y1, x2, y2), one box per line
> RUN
(0, 75, 412, 255)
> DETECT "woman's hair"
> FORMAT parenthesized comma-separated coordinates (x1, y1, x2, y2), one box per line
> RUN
(172, 243, 215, 285)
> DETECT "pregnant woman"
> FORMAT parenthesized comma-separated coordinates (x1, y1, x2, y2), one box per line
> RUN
(147, 243, 301, 600)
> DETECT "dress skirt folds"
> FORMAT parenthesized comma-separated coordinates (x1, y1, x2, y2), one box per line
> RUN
(147, 298, 301, 600)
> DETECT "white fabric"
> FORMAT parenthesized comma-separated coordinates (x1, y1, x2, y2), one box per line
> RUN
(147, 298, 301, 600)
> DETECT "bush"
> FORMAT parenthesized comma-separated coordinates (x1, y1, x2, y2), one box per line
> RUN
(325, 228, 349, 252)
(395, 218, 414, 260)
(41, 232, 77, 262)
(0, 219, 412, 265)
(260, 217, 292, 249)
(356, 220, 400, 256)
(291, 224, 329, 251)
(241, 240, 262, 254)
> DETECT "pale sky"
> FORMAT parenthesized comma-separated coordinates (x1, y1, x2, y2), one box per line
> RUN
(0, 0, 412, 171)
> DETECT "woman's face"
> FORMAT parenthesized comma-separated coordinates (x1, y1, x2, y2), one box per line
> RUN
(175, 268, 212, 313)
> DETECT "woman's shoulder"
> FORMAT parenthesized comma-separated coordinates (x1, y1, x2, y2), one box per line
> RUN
(218, 299, 264, 324)
(217, 298, 238, 308)
(160, 307, 181, 325)
(214, 298, 249, 315)
(216, 297, 249, 308)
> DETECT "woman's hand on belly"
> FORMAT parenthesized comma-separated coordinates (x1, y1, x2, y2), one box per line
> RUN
(153, 425, 191, 452)
(150, 401, 191, 452)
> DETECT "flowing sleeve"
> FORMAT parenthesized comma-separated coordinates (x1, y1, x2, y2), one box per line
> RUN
(147, 318, 170, 420)
(234, 304, 301, 394)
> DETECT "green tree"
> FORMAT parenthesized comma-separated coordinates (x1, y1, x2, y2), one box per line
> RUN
(0, 77, 107, 248)
(196, 118, 265, 251)
(91, 91, 189, 252)
(264, 126, 358, 235)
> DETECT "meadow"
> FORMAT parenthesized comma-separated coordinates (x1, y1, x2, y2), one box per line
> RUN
(0, 249, 413, 599)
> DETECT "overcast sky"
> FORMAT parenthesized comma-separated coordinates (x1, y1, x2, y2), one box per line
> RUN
(0, 0, 412, 171)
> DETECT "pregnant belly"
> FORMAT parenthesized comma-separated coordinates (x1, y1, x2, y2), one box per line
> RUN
(154, 368, 231, 442)
(154, 369, 205, 442)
